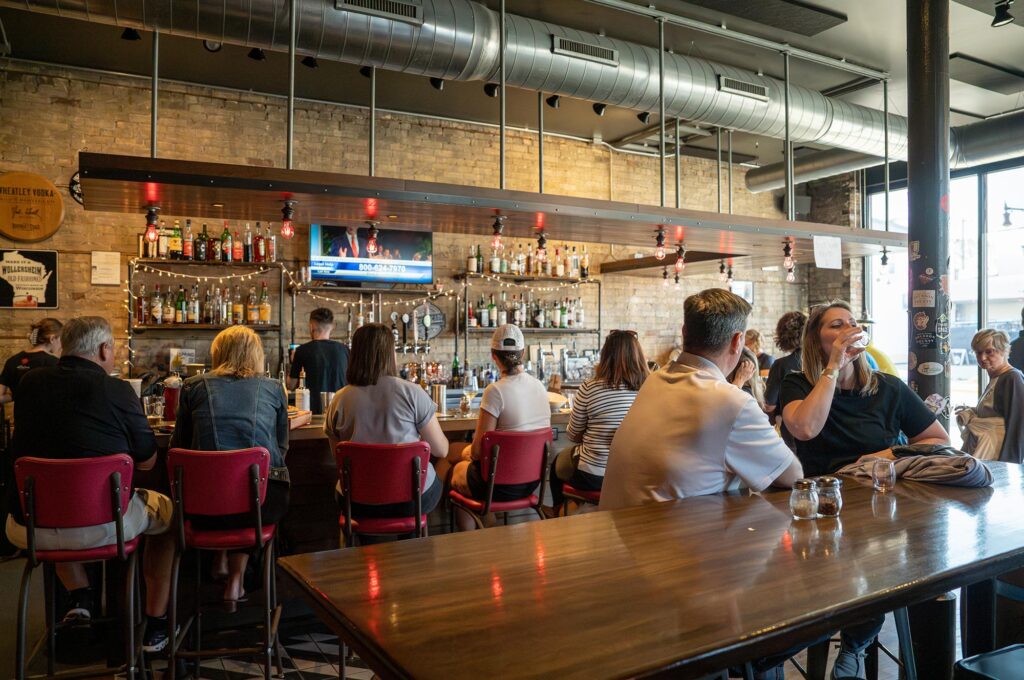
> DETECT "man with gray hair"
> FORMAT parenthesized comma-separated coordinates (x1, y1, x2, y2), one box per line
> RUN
(7, 316, 176, 652)
(601, 289, 803, 507)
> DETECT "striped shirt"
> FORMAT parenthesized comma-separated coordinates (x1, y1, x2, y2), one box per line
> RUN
(567, 379, 639, 476)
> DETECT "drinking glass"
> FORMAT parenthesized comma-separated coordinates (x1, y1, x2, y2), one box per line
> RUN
(872, 459, 896, 492)
(850, 327, 870, 350)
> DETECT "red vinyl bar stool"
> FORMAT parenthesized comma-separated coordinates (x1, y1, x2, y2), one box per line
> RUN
(14, 455, 145, 680)
(560, 484, 601, 516)
(335, 441, 432, 546)
(166, 448, 281, 680)
(448, 428, 552, 531)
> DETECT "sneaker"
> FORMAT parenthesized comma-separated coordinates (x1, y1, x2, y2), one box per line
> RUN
(143, 616, 175, 654)
(830, 648, 867, 680)
(62, 587, 93, 624)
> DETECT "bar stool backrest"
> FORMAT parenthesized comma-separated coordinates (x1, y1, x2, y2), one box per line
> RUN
(15, 454, 133, 529)
(335, 441, 431, 506)
(479, 428, 553, 486)
(167, 447, 270, 516)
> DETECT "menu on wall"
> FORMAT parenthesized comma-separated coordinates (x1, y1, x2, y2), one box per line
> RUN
(0, 249, 58, 308)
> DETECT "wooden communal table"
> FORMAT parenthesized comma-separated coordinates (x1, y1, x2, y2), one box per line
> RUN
(279, 462, 1024, 680)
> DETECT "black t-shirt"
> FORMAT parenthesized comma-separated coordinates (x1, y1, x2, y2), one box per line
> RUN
(779, 371, 937, 477)
(290, 339, 350, 413)
(0, 350, 58, 399)
(757, 352, 775, 372)
(764, 351, 801, 412)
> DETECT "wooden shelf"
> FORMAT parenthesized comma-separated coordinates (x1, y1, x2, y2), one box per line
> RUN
(133, 324, 281, 332)
(133, 259, 282, 268)
(466, 326, 598, 335)
(454, 272, 591, 285)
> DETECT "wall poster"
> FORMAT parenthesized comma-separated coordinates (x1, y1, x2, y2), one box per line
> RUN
(0, 249, 58, 308)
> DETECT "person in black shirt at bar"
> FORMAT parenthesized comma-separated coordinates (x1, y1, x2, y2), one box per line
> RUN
(780, 301, 950, 680)
(1010, 306, 1024, 372)
(289, 307, 350, 414)
(5, 316, 176, 652)
(0, 317, 62, 406)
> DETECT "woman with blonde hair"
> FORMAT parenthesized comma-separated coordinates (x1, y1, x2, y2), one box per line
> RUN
(957, 329, 1024, 462)
(171, 325, 289, 604)
(744, 329, 774, 376)
(727, 347, 766, 411)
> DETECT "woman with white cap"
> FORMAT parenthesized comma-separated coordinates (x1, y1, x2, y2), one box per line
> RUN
(446, 324, 551, 530)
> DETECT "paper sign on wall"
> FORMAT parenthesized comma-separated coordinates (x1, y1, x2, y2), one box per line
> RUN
(812, 235, 843, 270)
(91, 251, 121, 285)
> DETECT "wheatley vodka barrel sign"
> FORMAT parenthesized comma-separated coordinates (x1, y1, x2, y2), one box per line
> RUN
(0, 249, 58, 308)
(0, 172, 65, 242)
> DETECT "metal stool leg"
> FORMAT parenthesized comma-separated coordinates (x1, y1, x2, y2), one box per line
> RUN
(125, 551, 138, 680)
(16, 561, 34, 680)
(43, 562, 56, 677)
(167, 550, 182, 680)
(894, 607, 918, 680)
(263, 544, 274, 680)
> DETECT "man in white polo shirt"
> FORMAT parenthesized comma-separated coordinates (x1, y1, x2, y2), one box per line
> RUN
(601, 288, 803, 510)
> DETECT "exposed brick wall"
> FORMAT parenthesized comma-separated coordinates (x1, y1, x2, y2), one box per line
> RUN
(806, 174, 866, 315)
(0, 61, 811, 377)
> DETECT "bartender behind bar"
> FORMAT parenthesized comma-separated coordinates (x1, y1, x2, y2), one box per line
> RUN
(289, 308, 350, 414)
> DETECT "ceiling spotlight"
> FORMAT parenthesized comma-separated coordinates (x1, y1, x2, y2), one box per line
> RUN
(593, 103, 607, 116)
(248, 48, 267, 61)
(429, 77, 445, 91)
(993, 1, 1015, 27)
(637, 111, 651, 124)
(203, 40, 223, 53)
(281, 200, 297, 239)
(301, 56, 319, 69)
(121, 28, 142, 41)
(654, 226, 666, 260)
(484, 82, 500, 97)
(546, 94, 561, 109)
(359, 66, 374, 79)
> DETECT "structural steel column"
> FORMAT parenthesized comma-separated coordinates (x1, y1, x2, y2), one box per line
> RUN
(906, 3, 952, 415)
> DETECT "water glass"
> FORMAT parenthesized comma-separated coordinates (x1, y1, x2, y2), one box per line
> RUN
(872, 459, 897, 492)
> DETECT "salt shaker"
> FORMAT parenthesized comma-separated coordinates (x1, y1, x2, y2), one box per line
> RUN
(816, 476, 843, 517)
(790, 479, 819, 520)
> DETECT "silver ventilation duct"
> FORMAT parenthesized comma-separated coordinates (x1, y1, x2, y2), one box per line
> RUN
(745, 108, 1024, 192)
(5, 0, 1020, 184)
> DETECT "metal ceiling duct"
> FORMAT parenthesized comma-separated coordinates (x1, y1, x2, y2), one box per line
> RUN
(5, 0, 1020, 184)
(3, 0, 910, 158)
(745, 108, 1024, 192)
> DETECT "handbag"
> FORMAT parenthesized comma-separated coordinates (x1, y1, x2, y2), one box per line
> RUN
(956, 408, 1005, 461)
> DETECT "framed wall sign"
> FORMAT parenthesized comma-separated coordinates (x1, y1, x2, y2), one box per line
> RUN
(730, 280, 755, 304)
(0, 249, 58, 308)
(0, 172, 65, 242)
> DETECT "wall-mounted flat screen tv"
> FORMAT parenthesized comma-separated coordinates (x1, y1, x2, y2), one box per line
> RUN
(309, 224, 433, 285)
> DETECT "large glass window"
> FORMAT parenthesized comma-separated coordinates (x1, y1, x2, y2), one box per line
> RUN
(984, 167, 1024, 353)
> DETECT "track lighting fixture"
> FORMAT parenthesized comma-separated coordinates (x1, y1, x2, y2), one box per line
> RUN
(674, 244, 686, 273)
(429, 77, 445, 91)
(121, 28, 142, 41)
(365, 221, 380, 255)
(483, 83, 500, 97)
(593, 103, 607, 116)
(144, 207, 160, 243)
(301, 56, 319, 69)
(491, 216, 506, 251)
(993, 0, 1015, 27)
(637, 111, 651, 124)
(248, 48, 267, 62)
(359, 66, 373, 79)
(654, 227, 666, 260)
(281, 200, 297, 239)
(546, 94, 561, 109)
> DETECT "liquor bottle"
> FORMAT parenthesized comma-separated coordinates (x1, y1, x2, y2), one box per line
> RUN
(259, 281, 272, 325)
(160, 286, 172, 325)
(534, 299, 545, 328)
(488, 294, 497, 328)
(201, 287, 212, 324)
(576, 296, 585, 327)
(220, 288, 231, 325)
(518, 244, 526, 276)
(232, 231, 243, 262)
(475, 245, 484, 275)
(243, 223, 253, 262)
(136, 283, 148, 325)
(187, 285, 200, 324)
(571, 246, 579, 278)
(466, 246, 477, 274)
(560, 298, 568, 329)
(168, 220, 183, 260)
(511, 294, 520, 326)
(157, 220, 169, 259)
(479, 294, 490, 328)
(171, 285, 184, 324)
(221, 222, 234, 263)
(565, 298, 574, 328)
(205, 224, 219, 262)
(467, 299, 476, 327)
(490, 248, 501, 274)
(497, 292, 508, 326)
(295, 369, 310, 412)
(150, 284, 163, 325)
(525, 248, 534, 277)
(563, 249, 572, 279)
(544, 250, 553, 277)
(580, 246, 590, 279)
(232, 285, 244, 325)
(450, 352, 461, 389)
(254, 222, 266, 263)
(183, 219, 194, 260)
(246, 286, 259, 324)
(266, 231, 277, 263)
(554, 248, 564, 278)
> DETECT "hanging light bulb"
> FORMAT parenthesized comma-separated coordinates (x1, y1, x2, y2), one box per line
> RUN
(654, 227, 666, 260)
(674, 272, 681, 288)
(880, 247, 889, 267)
(491, 216, 506, 251)
(786, 264, 796, 283)
(727, 265, 734, 283)
(783, 241, 794, 269)
(718, 260, 727, 282)
(536, 230, 548, 262)
(144, 206, 160, 243)
(280, 200, 296, 239)
(662, 267, 670, 288)
(365, 221, 380, 255)
(674, 243, 686, 273)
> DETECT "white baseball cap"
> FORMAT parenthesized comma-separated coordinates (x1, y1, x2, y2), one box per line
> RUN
(491, 324, 525, 351)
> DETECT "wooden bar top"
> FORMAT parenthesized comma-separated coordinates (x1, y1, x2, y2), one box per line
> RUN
(279, 463, 1024, 680)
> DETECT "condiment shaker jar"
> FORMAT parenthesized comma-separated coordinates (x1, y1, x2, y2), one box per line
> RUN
(816, 476, 843, 517)
(790, 479, 819, 520)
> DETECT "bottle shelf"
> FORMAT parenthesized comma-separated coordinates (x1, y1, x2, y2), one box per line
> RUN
(466, 326, 598, 335)
(132, 324, 281, 332)
(134, 259, 283, 268)
(454, 272, 591, 284)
